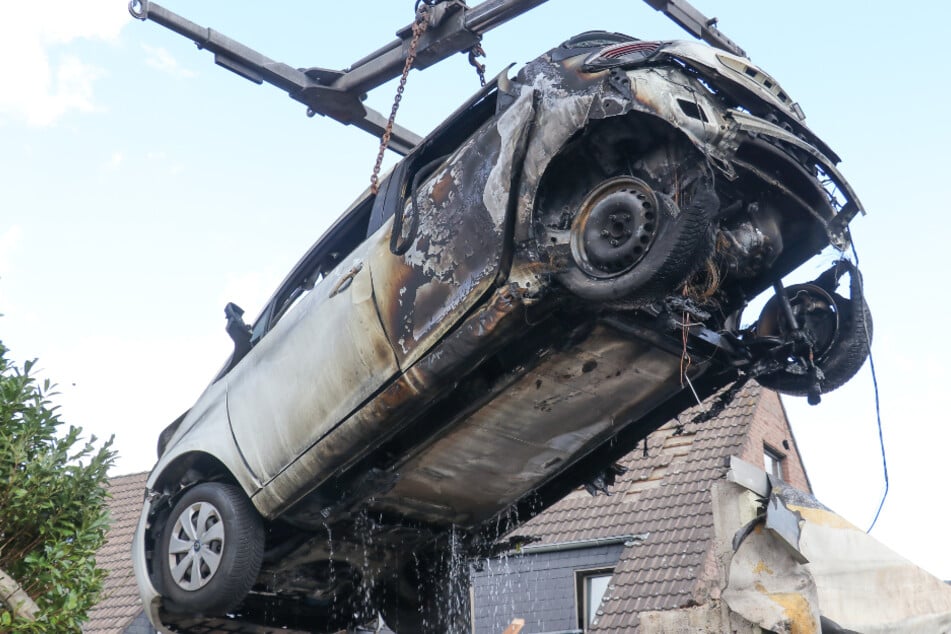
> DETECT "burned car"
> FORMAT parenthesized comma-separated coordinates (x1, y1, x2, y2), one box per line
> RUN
(130, 8, 871, 634)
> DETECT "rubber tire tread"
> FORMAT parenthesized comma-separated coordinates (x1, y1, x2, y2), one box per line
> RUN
(558, 182, 718, 302)
(158, 482, 264, 616)
(756, 293, 872, 396)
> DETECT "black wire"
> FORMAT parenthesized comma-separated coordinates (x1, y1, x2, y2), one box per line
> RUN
(850, 239, 887, 532)
(864, 338, 886, 532)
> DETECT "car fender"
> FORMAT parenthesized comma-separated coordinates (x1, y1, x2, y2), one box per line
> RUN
(510, 52, 727, 243)
(146, 391, 260, 502)
(511, 58, 676, 242)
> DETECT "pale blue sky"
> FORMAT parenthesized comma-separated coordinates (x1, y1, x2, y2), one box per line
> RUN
(1, 0, 949, 579)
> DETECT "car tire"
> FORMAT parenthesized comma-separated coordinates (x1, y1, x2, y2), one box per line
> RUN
(156, 482, 264, 616)
(535, 125, 720, 304)
(557, 176, 718, 302)
(755, 291, 872, 397)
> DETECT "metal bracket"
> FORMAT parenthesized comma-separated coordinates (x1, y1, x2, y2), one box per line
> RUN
(130, 0, 749, 153)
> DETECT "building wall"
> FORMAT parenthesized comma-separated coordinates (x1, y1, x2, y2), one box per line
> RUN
(472, 543, 625, 634)
(739, 389, 810, 493)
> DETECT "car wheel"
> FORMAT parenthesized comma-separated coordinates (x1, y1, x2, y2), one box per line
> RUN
(157, 482, 264, 615)
(535, 125, 720, 305)
(557, 173, 718, 302)
(755, 283, 872, 397)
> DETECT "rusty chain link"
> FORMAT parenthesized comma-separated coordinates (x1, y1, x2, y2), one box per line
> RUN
(370, 6, 430, 195)
(468, 42, 487, 87)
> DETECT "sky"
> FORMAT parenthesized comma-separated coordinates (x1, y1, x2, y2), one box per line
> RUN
(1, 0, 949, 580)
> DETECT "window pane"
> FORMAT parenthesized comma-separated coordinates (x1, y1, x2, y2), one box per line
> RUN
(764, 447, 784, 479)
(586, 574, 611, 625)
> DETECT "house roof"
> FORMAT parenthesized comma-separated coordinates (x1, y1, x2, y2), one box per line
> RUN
(84, 471, 148, 634)
(515, 382, 803, 633)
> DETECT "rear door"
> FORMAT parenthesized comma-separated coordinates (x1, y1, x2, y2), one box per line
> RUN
(369, 91, 533, 369)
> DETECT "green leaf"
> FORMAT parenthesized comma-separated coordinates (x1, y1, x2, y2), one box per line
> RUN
(0, 337, 116, 630)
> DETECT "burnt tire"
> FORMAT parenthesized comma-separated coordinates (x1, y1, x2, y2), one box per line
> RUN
(533, 116, 720, 303)
(756, 291, 872, 397)
(557, 178, 718, 302)
(157, 482, 264, 616)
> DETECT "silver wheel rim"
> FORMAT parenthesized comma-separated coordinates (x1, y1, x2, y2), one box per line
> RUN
(167, 501, 225, 591)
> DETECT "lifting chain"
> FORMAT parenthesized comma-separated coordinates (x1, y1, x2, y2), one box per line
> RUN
(468, 41, 487, 87)
(370, 5, 431, 195)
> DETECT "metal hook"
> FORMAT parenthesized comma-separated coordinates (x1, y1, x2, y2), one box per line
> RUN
(128, 0, 149, 20)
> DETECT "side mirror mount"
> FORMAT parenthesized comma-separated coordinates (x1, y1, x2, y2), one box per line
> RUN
(225, 302, 252, 364)
(211, 303, 254, 383)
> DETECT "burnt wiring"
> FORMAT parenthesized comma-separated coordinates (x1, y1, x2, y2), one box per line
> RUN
(680, 289, 692, 386)
(850, 239, 886, 533)
(679, 304, 704, 408)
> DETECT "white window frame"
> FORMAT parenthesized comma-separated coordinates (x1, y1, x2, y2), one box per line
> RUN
(764, 444, 785, 480)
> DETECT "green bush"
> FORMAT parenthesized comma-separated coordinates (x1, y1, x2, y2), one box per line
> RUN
(0, 340, 115, 633)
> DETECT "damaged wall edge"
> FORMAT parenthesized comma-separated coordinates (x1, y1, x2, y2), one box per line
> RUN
(658, 456, 951, 634)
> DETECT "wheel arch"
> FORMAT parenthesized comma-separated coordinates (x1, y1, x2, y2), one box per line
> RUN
(531, 110, 718, 302)
(151, 450, 242, 496)
(153, 480, 266, 617)
(148, 400, 262, 508)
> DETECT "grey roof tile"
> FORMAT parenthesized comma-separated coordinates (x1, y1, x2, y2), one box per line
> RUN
(84, 472, 148, 634)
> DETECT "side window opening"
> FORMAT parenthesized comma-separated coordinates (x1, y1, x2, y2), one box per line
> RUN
(368, 88, 498, 235)
(248, 197, 373, 347)
(270, 269, 324, 327)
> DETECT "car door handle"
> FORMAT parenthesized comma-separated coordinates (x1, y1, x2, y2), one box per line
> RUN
(329, 262, 363, 298)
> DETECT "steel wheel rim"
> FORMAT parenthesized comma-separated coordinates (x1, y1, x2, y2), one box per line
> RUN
(570, 176, 660, 279)
(167, 501, 225, 591)
(757, 283, 840, 360)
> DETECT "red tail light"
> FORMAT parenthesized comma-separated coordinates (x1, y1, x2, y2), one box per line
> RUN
(583, 40, 664, 71)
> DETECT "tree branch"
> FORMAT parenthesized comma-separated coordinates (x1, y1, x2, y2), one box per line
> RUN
(0, 567, 38, 620)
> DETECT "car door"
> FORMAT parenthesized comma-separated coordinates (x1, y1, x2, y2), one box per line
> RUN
(225, 236, 400, 483)
(369, 89, 534, 369)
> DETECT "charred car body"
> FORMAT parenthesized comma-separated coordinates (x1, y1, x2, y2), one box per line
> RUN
(130, 5, 871, 633)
